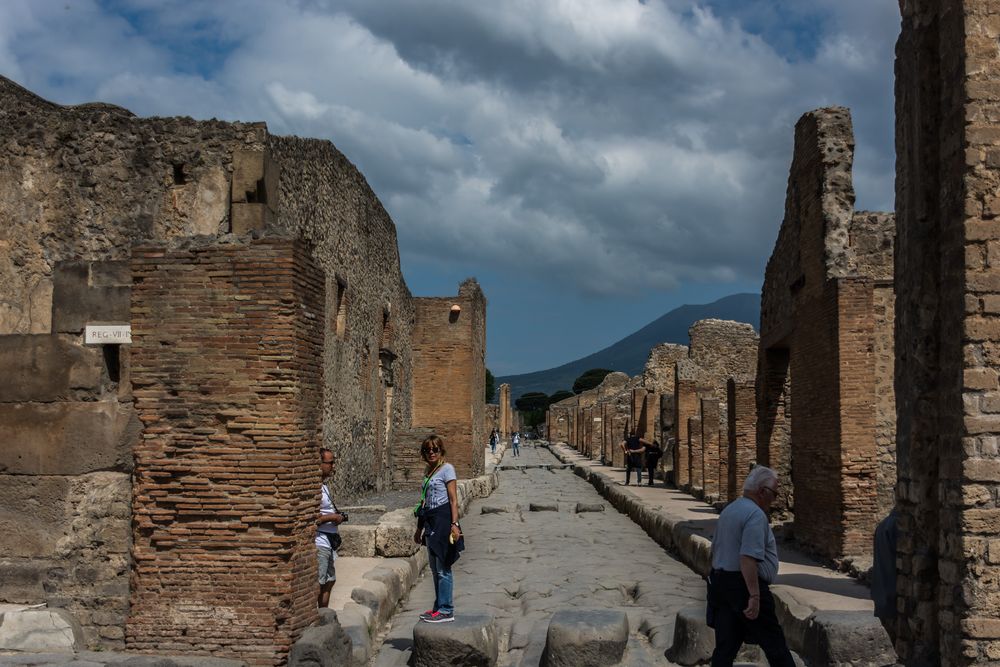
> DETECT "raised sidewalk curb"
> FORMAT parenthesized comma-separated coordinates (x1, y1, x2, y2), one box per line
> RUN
(546, 442, 895, 667)
(292, 465, 503, 667)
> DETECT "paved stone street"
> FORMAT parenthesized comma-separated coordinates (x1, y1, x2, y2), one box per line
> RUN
(372, 443, 704, 666)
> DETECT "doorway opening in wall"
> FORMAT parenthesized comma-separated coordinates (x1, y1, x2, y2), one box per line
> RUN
(103, 344, 121, 383)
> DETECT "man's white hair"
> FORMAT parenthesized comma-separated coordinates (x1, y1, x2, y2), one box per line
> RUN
(743, 465, 778, 493)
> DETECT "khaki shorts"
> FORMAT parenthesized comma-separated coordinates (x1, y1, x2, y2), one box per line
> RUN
(317, 545, 337, 585)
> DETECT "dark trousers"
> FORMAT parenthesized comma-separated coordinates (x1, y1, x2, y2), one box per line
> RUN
(625, 453, 643, 484)
(709, 570, 794, 667)
(646, 456, 660, 485)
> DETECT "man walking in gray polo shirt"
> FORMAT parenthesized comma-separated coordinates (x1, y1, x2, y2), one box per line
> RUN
(708, 465, 794, 666)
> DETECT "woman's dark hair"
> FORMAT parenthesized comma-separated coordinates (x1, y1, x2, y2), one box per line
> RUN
(420, 434, 446, 462)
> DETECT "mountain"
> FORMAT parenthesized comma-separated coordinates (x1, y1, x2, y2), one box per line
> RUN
(496, 293, 760, 400)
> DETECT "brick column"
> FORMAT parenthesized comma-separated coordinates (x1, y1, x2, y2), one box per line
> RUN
(895, 1, 1000, 662)
(127, 239, 323, 665)
(674, 361, 701, 487)
(700, 398, 721, 501)
(687, 415, 702, 491)
(727, 376, 757, 502)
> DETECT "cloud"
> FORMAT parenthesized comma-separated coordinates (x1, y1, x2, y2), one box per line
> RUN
(0, 0, 899, 300)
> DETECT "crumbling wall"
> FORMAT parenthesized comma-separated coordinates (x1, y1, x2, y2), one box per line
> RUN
(673, 320, 757, 495)
(757, 106, 895, 561)
(727, 375, 757, 502)
(894, 1, 1000, 663)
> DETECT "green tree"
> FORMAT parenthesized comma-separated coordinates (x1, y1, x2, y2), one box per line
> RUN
(572, 368, 613, 394)
(515, 391, 550, 412)
(485, 368, 496, 402)
(548, 389, 574, 405)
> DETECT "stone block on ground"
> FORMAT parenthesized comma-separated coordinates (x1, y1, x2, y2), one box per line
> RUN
(376, 508, 420, 557)
(481, 505, 511, 514)
(351, 578, 393, 628)
(0, 608, 84, 652)
(288, 609, 353, 667)
(574, 503, 605, 513)
(335, 603, 373, 667)
(529, 503, 558, 512)
(412, 612, 498, 667)
(665, 605, 712, 665)
(800, 610, 895, 667)
(337, 524, 376, 557)
(542, 608, 628, 667)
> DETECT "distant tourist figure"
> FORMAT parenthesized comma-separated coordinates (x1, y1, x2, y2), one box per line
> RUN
(413, 435, 464, 623)
(489, 428, 499, 455)
(871, 508, 899, 645)
(316, 448, 346, 607)
(512, 431, 520, 457)
(707, 466, 794, 666)
(645, 440, 664, 487)
(620, 431, 647, 486)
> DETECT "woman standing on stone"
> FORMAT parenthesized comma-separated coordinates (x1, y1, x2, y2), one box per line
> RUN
(412, 435, 464, 623)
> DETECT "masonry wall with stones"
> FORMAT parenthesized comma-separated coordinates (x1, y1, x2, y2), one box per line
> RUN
(893, 1, 1000, 663)
(672, 319, 758, 500)
(757, 106, 895, 562)
(409, 279, 487, 480)
(0, 77, 485, 658)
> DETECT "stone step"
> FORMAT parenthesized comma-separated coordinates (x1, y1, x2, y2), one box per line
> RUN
(412, 612, 498, 667)
(541, 608, 629, 667)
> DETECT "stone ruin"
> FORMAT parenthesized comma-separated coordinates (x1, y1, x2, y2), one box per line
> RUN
(757, 106, 896, 561)
(673, 319, 758, 503)
(0, 77, 486, 664)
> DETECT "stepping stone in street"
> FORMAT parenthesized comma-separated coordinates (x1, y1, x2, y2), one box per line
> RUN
(529, 503, 559, 512)
(574, 503, 605, 513)
(412, 612, 498, 667)
(542, 608, 629, 667)
(665, 605, 713, 665)
(481, 505, 511, 514)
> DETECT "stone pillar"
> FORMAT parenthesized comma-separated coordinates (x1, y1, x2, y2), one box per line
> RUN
(894, 1, 1000, 662)
(127, 239, 322, 664)
(674, 360, 701, 488)
(727, 376, 757, 503)
(687, 415, 702, 491)
(700, 398, 721, 501)
(499, 384, 511, 441)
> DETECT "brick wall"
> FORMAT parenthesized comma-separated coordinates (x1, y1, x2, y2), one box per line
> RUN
(757, 107, 895, 561)
(895, 1, 1000, 662)
(410, 279, 487, 480)
(127, 238, 323, 664)
(499, 384, 512, 440)
(727, 376, 757, 502)
(700, 398, 722, 501)
(674, 360, 701, 487)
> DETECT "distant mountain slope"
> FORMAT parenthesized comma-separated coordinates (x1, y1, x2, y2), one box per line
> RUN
(497, 293, 760, 400)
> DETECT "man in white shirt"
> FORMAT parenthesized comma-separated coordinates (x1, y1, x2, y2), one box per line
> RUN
(317, 448, 345, 607)
(708, 465, 794, 666)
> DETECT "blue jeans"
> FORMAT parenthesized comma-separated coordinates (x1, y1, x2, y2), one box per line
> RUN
(428, 547, 454, 614)
(513, 442, 520, 456)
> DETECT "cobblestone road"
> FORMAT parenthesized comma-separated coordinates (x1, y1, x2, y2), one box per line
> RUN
(372, 444, 704, 666)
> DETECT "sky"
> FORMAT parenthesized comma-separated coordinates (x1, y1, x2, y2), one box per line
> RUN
(0, 0, 900, 375)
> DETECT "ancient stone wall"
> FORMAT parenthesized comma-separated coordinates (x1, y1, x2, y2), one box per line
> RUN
(0, 77, 484, 657)
(127, 239, 322, 664)
(700, 397, 722, 500)
(643, 343, 687, 467)
(410, 279, 487, 479)
(673, 320, 757, 493)
(727, 376, 757, 503)
(757, 106, 895, 561)
(894, 2, 1000, 663)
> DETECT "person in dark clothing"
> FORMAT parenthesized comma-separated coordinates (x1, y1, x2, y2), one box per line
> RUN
(620, 431, 647, 485)
(644, 440, 664, 486)
(871, 508, 899, 645)
(707, 465, 794, 667)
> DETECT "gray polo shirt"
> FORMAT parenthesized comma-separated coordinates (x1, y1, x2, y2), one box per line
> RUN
(711, 496, 779, 583)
